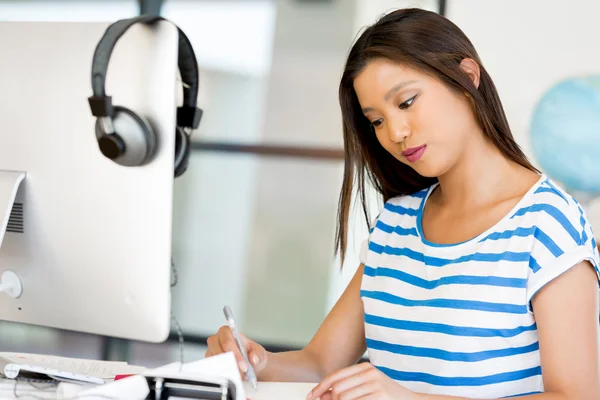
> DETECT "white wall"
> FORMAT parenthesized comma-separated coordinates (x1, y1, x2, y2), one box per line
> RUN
(162, 0, 276, 77)
(447, 0, 600, 224)
(354, 0, 438, 29)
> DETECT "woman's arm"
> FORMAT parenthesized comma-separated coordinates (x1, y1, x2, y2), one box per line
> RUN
(528, 260, 600, 398)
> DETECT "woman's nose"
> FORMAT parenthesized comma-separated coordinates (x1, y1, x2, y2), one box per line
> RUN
(388, 120, 411, 143)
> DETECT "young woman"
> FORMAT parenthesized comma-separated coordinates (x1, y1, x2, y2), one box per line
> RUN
(205, 8, 600, 399)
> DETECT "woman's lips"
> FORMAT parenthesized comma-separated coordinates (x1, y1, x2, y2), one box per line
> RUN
(402, 145, 426, 163)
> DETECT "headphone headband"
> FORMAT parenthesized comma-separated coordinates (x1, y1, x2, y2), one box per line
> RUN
(88, 15, 201, 129)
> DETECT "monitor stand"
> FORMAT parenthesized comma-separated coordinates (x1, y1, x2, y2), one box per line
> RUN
(0, 170, 26, 298)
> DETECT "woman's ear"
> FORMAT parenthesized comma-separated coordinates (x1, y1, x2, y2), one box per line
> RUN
(460, 58, 481, 89)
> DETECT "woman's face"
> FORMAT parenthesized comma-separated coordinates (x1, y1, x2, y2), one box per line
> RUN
(353, 58, 481, 178)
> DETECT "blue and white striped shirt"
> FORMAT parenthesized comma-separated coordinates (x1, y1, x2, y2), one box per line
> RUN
(360, 174, 600, 398)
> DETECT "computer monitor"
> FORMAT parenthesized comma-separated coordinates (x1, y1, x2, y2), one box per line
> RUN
(0, 20, 181, 342)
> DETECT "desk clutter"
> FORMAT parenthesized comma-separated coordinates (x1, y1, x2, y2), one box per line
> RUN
(0, 351, 316, 399)
(0, 351, 242, 399)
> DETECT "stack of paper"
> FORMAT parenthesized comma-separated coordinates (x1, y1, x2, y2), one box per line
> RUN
(0, 352, 147, 384)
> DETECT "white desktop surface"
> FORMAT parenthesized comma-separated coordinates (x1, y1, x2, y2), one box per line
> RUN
(244, 381, 316, 400)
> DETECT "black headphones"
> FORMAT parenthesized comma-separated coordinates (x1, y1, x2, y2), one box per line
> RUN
(87, 15, 202, 178)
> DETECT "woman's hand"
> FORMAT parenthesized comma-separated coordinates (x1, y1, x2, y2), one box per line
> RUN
(306, 362, 420, 400)
(205, 325, 268, 380)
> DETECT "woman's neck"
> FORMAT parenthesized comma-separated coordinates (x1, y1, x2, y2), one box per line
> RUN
(434, 136, 538, 211)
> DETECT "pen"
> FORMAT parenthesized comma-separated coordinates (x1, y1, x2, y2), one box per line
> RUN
(223, 305, 257, 389)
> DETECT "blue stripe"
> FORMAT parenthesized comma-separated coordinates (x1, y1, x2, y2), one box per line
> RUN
(361, 290, 528, 314)
(410, 190, 429, 199)
(534, 186, 559, 197)
(364, 266, 526, 288)
(578, 205, 588, 245)
(377, 365, 542, 387)
(578, 206, 586, 224)
(480, 226, 536, 242)
(368, 242, 529, 266)
(511, 204, 580, 243)
(533, 228, 563, 257)
(367, 338, 539, 362)
(543, 179, 569, 204)
(529, 256, 542, 273)
(481, 226, 563, 258)
(384, 202, 419, 216)
(365, 313, 537, 337)
(503, 391, 543, 398)
(375, 220, 418, 237)
(593, 237, 597, 251)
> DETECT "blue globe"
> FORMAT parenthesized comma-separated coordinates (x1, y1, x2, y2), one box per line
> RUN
(530, 76, 600, 195)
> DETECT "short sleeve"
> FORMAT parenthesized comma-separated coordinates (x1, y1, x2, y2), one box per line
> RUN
(526, 203, 600, 311)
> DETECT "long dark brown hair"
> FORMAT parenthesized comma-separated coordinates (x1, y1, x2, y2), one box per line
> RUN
(335, 8, 538, 262)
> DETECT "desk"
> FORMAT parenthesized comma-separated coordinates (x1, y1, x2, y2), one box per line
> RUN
(245, 382, 315, 400)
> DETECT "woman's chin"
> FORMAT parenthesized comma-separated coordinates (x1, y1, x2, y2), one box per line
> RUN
(410, 162, 443, 179)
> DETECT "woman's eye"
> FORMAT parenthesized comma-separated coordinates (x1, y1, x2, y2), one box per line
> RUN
(371, 119, 383, 128)
(399, 95, 417, 110)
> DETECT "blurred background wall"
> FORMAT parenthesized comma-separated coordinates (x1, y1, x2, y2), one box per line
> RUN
(0, 0, 598, 368)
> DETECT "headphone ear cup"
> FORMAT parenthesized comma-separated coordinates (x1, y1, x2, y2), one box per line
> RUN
(95, 106, 156, 166)
(174, 127, 190, 178)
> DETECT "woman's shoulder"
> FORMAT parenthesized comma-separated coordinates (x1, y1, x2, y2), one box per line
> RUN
(518, 175, 598, 273)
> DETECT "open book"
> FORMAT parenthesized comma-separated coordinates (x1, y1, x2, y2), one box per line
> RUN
(0, 352, 147, 385)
